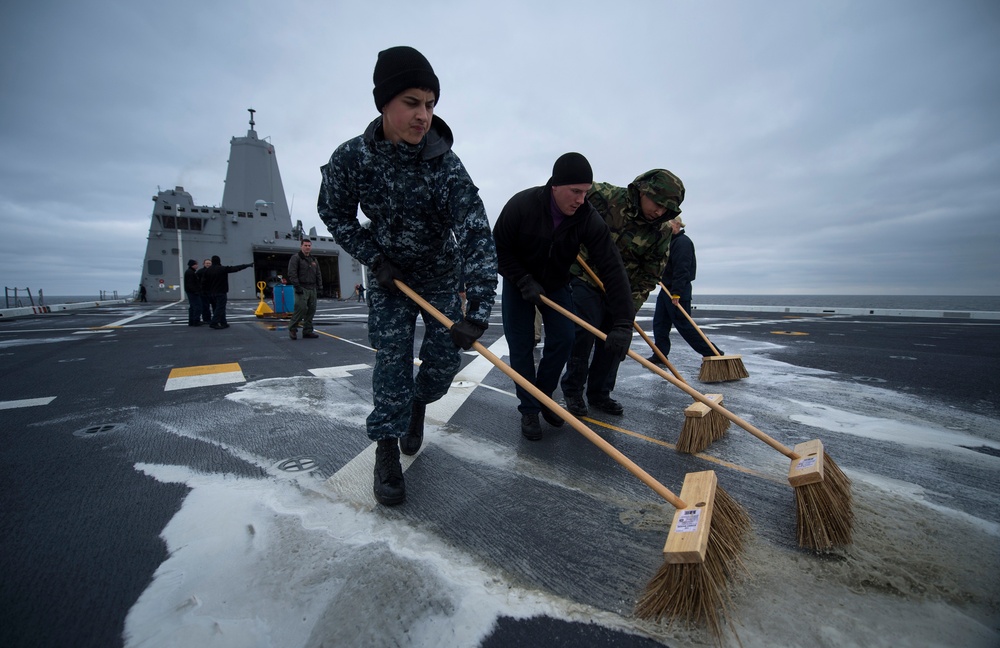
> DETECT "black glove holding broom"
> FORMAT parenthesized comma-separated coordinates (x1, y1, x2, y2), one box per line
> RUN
(604, 320, 633, 361)
(371, 255, 404, 294)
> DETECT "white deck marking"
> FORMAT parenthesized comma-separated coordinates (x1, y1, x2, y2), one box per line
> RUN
(323, 337, 509, 507)
(308, 364, 371, 378)
(164, 363, 245, 391)
(0, 397, 56, 410)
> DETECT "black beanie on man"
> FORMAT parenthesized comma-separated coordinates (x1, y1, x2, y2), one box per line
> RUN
(211, 255, 221, 265)
(187, 259, 197, 267)
(372, 46, 440, 112)
(549, 152, 593, 187)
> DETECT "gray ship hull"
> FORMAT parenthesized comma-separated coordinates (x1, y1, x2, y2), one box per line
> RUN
(139, 112, 363, 302)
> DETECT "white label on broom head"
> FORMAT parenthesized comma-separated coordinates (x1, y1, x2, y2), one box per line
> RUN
(674, 509, 702, 533)
(796, 457, 817, 470)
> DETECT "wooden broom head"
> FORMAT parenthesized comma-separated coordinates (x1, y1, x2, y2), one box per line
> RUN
(678, 394, 726, 454)
(789, 440, 854, 550)
(663, 470, 719, 563)
(698, 355, 750, 383)
(637, 472, 751, 637)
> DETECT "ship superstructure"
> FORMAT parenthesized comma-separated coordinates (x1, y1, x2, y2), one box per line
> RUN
(139, 110, 363, 302)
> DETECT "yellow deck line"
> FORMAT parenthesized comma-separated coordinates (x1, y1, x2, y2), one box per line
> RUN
(167, 363, 243, 379)
(582, 417, 782, 483)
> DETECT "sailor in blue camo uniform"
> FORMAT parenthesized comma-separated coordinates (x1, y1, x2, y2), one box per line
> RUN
(317, 46, 497, 506)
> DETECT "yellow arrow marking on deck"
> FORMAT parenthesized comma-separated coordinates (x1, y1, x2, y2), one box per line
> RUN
(771, 330, 810, 336)
(165, 363, 245, 391)
(168, 363, 243, 377)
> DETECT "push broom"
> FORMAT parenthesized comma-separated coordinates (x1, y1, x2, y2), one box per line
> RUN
(658, 282, 749, 383)
(575, 256, 730, 452)
(395, 280, 751, 635)
(541, 293, 853, 552)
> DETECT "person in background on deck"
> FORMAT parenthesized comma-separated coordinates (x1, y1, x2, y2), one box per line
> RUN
(202, 254, 253, 329)
(183, 259, 204, 326)
(493, 152, 634, 441)
(560, 169, 684, 417)
(197, 258, 213, 323)
(138, 284, 147, 302)
(287, 239, 322, 340)
(651, 216, 722, 359)
(317, 46, 497, 507)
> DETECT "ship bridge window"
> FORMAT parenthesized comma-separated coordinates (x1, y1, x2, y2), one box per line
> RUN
(158, 215, 204, 231)
(200, 208, 209, 213)
(259, 211, 268, 217)
(177, 207, 186, 212)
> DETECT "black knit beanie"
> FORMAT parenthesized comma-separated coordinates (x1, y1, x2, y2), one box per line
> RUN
(372, 46, 440, 112)
(211, 255, 221, 265)
(187, 259, 197, 267)
(549, 152, 593, 186)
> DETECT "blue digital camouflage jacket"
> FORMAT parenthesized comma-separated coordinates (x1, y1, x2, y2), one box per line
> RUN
(317, 115, 497, 324)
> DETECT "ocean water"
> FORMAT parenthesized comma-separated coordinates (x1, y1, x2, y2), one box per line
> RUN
(694, 294, 1000, 312)
(11, 293, 1000, 313)
(5, 293, 130, 308)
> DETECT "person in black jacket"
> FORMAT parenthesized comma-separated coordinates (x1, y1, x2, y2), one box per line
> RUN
(183, 259, 204, 326)
(651, 217, 721, 358)
(196, 258, 214, 323)
(202, 254, 253, 329)
(493, 152, 634, 440)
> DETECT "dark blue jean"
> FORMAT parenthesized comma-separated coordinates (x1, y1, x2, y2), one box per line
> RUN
(187, 293, 203, 325)
(560, 279, 620, 399)
(501, 280, 575, 414)
(652, 286, 715, 357)
(210, 293, 228, 326)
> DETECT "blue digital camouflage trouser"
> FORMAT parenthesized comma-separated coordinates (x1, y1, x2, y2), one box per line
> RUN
(366, 286, 463, 441)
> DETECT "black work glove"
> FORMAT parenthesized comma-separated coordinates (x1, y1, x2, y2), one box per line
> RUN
(371, 255, 403, 293)
(516, 274, 545, 306)
(604, 320, 633, 362)
(294, 286, 304, 295)
(450, 319, 487, 350)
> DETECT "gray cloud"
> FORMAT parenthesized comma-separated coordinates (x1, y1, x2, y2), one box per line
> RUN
(1, 0, 998, 297)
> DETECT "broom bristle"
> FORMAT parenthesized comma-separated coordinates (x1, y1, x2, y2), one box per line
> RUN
(699, 356, 750, 383)
(678, 416, 716, 454)
(795, 453, 853, 550)
(636, 487, 752, 638)
(709, 410, 731, 442)
(678, 396, 730, 454)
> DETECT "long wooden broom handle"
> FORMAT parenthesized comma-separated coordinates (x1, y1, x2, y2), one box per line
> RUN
(539, 293, 800, 460)
(574, 256, 688, 384)
(658, 281, 721, 357)
(394, 279, 688, 508)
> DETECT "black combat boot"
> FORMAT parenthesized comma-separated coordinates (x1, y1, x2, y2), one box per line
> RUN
(520, 412, 542, 441)
(400, 401, 426, 456)
(373, 438, 405, 505)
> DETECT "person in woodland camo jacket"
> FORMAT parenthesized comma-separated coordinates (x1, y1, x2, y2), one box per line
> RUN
(560, 169, 685, 417)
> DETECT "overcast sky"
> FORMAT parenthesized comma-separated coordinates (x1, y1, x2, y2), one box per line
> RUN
(1, 0, 998, 297)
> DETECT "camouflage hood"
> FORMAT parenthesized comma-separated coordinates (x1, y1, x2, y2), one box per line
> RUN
(628, 169, 684, 219)
(364, 114, 454, 160)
